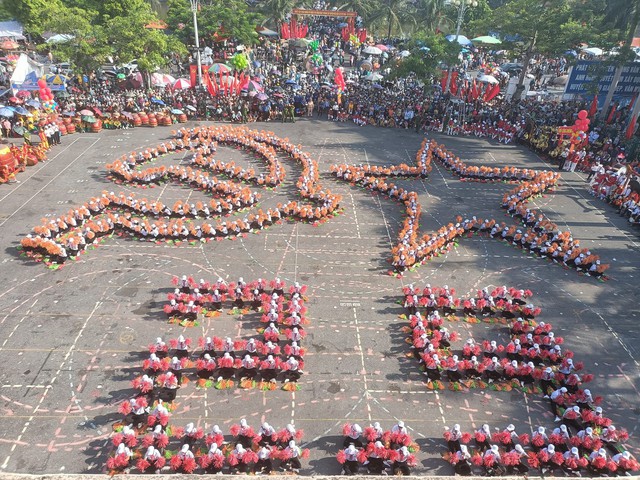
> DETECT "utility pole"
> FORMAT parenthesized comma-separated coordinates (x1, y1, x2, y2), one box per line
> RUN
(190, 0, 203, 87)
(444, 0, 477, 95)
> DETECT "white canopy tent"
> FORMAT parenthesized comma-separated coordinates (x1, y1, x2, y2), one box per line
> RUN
(0, 20, 25, 40)
(10, 54, 44, 93)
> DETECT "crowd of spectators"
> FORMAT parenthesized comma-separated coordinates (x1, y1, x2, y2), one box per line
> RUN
(3, 10, 638, 221)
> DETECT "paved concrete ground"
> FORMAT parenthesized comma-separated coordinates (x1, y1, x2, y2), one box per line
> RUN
(0, 119, 638, 475)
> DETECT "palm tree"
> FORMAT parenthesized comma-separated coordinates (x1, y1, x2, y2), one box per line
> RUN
(147, 0, 168, 17)
(259, 0, 297, 28)
(598, 0, 640, 122)
(367, 0, 414, 40)
(604, 0, 639, 38)
(336, 0, 375, 22)
(412, 0, 447, 33)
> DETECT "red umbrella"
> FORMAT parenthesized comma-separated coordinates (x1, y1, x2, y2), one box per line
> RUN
(16, 91, 31, 98)
(246, 80, 263, 92)
(173, 78, 191, 90)
(8, 96, 22, 104)
(1, 39, 19, 50)
(79, 109, 93, 115)
(92, 107, 104, 116)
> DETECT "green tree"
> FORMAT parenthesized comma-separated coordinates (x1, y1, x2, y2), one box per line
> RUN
(549, 0, 619, 52)
(4, 0, 65, 35)
(167, 0, 262, 46)
(604, 0, 640, 37)
(148, 0, 169, 18)
(0, 0, 13, 21)
(470, 0, 615, 101)
(100, 0, 155, 21)
(411, 0, 448, 34)
(165, 0, 191, 40)
(472, 0, 619, 100)
(208, 0, 262, 45)
(388, 33, 460, 83)
(39, 6, 111, 73)
(62, 0, 155, 22)
(258, 0, 297, 28)
(335, 0, 377, 27)
(440, 0, 490, 31)
(106, 11, 186, 76)
(366, 0, 414, 40)
(462, 0, 490, 23)
(598, 0, 640, 122)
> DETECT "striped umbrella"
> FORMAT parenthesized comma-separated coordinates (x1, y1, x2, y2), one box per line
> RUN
(173, 78, 191, 90)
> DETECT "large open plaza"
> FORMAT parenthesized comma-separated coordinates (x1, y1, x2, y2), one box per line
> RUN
(0, 119, 638, 475)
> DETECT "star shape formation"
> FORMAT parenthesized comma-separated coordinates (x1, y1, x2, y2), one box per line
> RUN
(330, 136, 608, 278)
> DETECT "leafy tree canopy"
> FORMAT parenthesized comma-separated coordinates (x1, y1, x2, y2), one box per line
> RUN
(388, 33, 460, 82)
(0, 0, 13, 21)
(4, 0, 65, 35)
(469, 0, 622, 56)
(38, 7, 111, 73)
(167, 0, 262, 46)
(106, 10, 187, 71)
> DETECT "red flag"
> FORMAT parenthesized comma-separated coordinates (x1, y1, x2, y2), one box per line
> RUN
(491, 83, 501, 100)
(449, 71, 459, 95)
(626, 114, 638, 140)
(190, 65, 197, 89)
(334, 67, 346, 91)
(588, 95, 598, 117)
(481, 83, 490, 102)
(471, 79, 479, 100)
(211, 74, 219, 95)
(290, 17, 297, 38)
(204, 71, 215, 96)
(219, 70, 226, 95)
(459, 80, 468, 99)
(606, 102, 617, 124)
(440, 71, 448, 91)
(484, 83, 500, 102)
(281, 23, 289, 39)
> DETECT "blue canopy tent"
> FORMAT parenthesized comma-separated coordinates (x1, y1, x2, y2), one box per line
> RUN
(445, 34, 472, 46)
(45, 73, 68, 91)
(11, 71, 40, 91)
